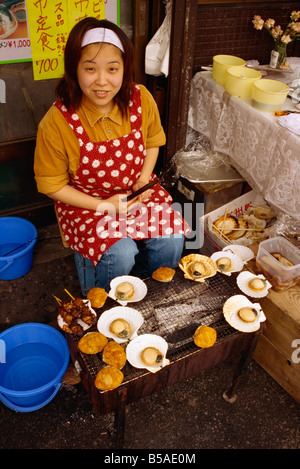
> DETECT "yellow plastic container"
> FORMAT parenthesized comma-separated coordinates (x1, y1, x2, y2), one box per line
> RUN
(212, 55, 246, 85)
(225, 66, 261, 98)
(252, 79, 290, 111)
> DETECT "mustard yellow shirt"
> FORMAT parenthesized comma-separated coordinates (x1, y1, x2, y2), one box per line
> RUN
(34, 84, 166, 194)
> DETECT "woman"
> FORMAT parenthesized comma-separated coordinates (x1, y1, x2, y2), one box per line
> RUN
(34, 17, 190, 292)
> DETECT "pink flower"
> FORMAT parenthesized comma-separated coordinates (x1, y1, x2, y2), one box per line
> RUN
(253, 11, 300, 45)
(281, 34, 292, 44)
(252, 15, 264, 30)
(290, 10, 300, 22)
(271, 25, 283, 39)
(265, 18, 275, 29)
(291, 22, 300, 33)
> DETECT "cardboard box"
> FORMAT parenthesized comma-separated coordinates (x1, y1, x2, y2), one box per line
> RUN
(198, 190, 267, 256)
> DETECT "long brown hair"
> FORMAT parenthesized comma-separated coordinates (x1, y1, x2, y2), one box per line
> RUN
(56, 17, 135, 114)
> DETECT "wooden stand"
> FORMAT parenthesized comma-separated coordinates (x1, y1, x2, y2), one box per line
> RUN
(253, 285, 300, 403)
(245, 248, 300, 404)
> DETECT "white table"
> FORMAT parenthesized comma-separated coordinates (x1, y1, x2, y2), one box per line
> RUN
(188, 71, 300, 220)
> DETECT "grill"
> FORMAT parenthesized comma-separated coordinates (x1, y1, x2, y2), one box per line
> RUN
(66, 268, 262, 448)
(69, 270, 244, 386)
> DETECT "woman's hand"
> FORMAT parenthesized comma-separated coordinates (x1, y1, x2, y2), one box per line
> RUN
(97, 193, 140, 215)
(47, 185, 139, 215)
(132, 178, 153, 202)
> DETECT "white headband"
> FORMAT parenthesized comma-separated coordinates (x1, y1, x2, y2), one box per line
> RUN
(81, 28, 124, 52)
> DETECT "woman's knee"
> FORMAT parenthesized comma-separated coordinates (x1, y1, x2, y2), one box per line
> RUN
(145, 234, 184, 270)
(95, 238, 139, 290)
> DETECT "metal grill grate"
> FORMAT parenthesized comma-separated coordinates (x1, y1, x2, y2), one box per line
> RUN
(70, 270, 242, 386)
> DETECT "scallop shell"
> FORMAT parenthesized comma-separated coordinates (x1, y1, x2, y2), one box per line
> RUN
(109, 275, 147, 305)
(222, 245, 254, 263)
(253, 205, 275, 220)
(97, 306, 144, 343)
(223, 295, 266, 332)
(236, 271, 272, 298)
(57, 299, 97, 334)
(126, 334, 170, 373)
(179, 253, 217, 282)
(210, 251, 244, 276)
(213, 214, 239, 235)
(227, 219, 248, 240)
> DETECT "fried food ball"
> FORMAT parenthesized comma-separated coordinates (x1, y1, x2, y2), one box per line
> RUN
(78, 332, 108, 354)
(152, 267, 175, 282)
(193, 325, 217, 348)
(94, 366, 124, 391)
(87, 287, 107, 308)
(102, 340, 127, 369)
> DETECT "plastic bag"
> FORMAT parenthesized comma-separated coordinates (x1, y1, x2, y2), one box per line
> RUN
(145, 1, 172, 77)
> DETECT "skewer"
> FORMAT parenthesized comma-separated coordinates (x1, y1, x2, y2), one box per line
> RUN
(212, 225, 232, 243)
(224, 227, 263, 231)
(220, 208, 228, 234)
(249, 203, 267, 209)
(64, 288, 75, 300)
(53, 295, 62, 305)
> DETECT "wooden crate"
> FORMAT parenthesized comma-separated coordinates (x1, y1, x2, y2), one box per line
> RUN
(248, 254, 300, 403)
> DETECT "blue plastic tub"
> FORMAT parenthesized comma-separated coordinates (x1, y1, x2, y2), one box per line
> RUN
(0, 217, 38, 280)
(0, 323, 69, 412)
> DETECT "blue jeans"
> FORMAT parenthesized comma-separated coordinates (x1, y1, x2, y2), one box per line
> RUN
(95, 235, 184, 291)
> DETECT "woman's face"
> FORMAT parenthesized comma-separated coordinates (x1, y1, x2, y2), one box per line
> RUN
(77, 42, 124, 114)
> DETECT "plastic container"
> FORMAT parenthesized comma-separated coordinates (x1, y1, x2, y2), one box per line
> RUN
(212, 55, 246, 85)
(225, 66, 261, 98)
(256, 237, 300, 292)
(0, 323, 69, 412)
(0, 217, 37, 280)
(252, 79, 290, 111)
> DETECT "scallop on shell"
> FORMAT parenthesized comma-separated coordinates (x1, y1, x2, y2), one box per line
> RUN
(210, 251, 244, 276)
(223, 295, 266, 332)
(236, 271, 272, 298)
(179, 254, 217, 282)
(109, 275, 147, 305)
(126, 334, 170, 373)
(97, 306, 144, 343)
(222, 245, 254, 263)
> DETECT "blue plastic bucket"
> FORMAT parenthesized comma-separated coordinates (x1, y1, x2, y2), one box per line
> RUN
(0, 323, 70, 412)
(0, 217, 37, 280)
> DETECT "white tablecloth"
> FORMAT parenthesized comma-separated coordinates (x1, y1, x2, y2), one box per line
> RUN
(188, 71, 300, 220)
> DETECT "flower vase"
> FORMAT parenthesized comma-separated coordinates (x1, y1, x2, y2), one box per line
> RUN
(269, 43, 287, 69)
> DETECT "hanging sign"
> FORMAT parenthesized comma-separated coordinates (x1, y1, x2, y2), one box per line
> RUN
(26, 0, 69, 80)
(0, 1, 31, 64)
(27, 0, 119, 81)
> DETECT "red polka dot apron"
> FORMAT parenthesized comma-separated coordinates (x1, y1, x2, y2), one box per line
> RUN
(54, 84, 190, 266)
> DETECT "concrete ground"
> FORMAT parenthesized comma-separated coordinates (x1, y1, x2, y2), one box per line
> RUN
(0, 223, 299, 451)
